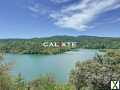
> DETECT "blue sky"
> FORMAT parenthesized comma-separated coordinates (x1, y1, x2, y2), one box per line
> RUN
(0, 0, 120, 38)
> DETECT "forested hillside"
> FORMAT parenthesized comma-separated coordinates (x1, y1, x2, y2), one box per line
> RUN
(0, 36, 120, 54)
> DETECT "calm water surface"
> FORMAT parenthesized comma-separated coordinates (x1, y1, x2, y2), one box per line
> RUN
(3, 49, 98, 83)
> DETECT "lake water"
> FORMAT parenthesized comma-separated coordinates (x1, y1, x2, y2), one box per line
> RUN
(3, 49, 98, 83)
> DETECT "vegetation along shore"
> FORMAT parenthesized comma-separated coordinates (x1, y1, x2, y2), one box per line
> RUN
(0, 36, 120, 54)
(1, 49, 120, 90)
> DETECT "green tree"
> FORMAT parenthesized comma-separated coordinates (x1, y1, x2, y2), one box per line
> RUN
(0, 53, 14, 90)
(14, 73, 26, 90)
(69, 50, 120, 90)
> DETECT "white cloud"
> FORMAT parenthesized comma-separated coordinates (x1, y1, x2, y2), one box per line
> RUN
(110, 17, 120, 23)
(27, 3, 51, 15)
(50, 0, 71, 3)
(50, 0, 120, 31)
(28, 4, 40, 13)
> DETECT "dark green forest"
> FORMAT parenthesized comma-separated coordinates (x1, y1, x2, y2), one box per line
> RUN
(0, 36, 120, 54)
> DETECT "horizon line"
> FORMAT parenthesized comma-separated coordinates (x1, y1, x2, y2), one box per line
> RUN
(0, 35, 120, 39)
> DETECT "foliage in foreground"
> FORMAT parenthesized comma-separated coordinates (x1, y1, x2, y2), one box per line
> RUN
(0, 53, 74, 90)
(1, 50, 120, 90)
(69, 50, 120, 90)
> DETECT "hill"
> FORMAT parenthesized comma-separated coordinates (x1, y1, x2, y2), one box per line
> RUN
(0, 36, 120, 54)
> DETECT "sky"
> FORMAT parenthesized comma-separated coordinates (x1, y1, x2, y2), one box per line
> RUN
(0, 0, 120, 38)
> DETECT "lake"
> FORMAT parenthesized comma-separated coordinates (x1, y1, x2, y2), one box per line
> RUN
(3, 49, 98, 83)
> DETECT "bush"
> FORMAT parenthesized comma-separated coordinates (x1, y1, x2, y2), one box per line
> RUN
(69, 50, 120, 90)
